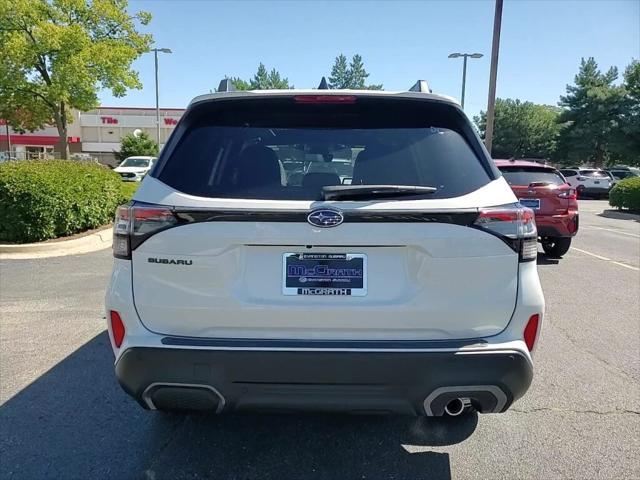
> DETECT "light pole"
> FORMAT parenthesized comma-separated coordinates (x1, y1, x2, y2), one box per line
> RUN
(448, 52, 483, 109)
(151, 48, 172, 150)
(485, 0, 504, 154)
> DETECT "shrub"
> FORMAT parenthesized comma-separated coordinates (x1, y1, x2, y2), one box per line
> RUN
(116, 131, 158, 162)
(119, 181, 139, 202)
(0, 160, 124, 243)
(609, 176, 640, 212)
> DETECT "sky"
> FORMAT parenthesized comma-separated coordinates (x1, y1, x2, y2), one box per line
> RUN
(99, 0, 640, 119)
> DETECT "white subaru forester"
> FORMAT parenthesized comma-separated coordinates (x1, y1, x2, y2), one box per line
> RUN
(105, 82, 544, 417)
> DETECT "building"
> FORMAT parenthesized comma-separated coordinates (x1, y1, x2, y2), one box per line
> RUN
(1, 106, 185, 165)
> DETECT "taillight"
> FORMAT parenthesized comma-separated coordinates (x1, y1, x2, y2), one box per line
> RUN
(474, 204, 537, 261)
(113, 204, 177, 259)
(110, 310, 125, 348)
(524, 314, 540, 351)
(294, 95, 357, 104)
(558, 189, 576, 200)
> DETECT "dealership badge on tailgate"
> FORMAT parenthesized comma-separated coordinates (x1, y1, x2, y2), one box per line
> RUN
(282, 253, 367, 296)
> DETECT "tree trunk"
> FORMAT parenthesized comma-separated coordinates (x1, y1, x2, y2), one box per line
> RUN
(53, 102, 69, 159)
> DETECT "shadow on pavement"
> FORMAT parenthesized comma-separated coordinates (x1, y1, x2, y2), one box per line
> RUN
(597, 209, 640, 222)
(0, 332, 478, 480)
(537, 253, 560, 265)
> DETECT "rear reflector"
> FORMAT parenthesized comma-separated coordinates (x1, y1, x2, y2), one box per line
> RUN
(524, 314, 540, 351)
(294, 95, 357, 104)
(110, 311, 125, 348)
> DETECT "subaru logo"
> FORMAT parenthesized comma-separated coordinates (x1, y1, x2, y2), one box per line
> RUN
(307, 209, 344, 228)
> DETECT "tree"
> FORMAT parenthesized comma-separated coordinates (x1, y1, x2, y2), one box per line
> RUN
(116, 131, 158, 161)
(228, 77, 250, 91)
(225, 63, 290, 90)
(328, 54, 349, 89)
(611, 60, 640, 165)
(475, 98, 561, 159)
(327, 54, 382, 90)
(348, 54, 369, 89)
(0, 0, 152, 158)
(556, 57, 627, 167)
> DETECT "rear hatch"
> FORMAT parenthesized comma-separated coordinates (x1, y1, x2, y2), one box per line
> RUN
(127, 94, 523, 341)
(578, 170, 611, 189)
(498, 166, 571, 215)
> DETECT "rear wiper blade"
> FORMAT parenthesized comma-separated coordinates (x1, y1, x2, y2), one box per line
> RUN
(322, 184, 437, 200)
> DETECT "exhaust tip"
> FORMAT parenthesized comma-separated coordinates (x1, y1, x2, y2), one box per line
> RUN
(444, 397, 469, 416)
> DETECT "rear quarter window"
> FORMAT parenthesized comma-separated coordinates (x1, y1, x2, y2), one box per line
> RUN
(155, 97, 495, 201)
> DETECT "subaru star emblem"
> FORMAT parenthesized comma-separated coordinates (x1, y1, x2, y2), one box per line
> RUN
(307, 209, 344, 228)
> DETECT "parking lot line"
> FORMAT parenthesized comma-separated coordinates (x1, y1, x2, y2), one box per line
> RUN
(572, 247, 640, 271)
(581, 226, 640, 238)
(611, 261, 640, 271)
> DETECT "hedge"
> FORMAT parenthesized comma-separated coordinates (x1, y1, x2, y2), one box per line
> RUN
(609, 177, 640, 212)
(0, 160, 130, 243)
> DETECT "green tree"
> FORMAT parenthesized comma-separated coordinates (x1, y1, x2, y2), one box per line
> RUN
(226, 64, 290, 90)
(347, 54, 369, 89)
(328, 54, 349, 89)
(116, 131, 158, 161)
(249, 63, 290, 89)
(475, 99, 561, 159)
(250, 63, 270, 89)
(327, 54, 382, 90)
(228, 76, 250, 91)
(0, 0, 153, 158)
(556, 57, 627, 167)
(611, 60, 640, 165)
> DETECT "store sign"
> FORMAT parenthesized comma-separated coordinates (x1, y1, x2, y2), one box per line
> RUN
(101, 116, 119, 125)
(81, 113, 183, 128)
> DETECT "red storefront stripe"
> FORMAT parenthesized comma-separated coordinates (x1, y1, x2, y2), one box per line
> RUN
(0, 135, 63, 146)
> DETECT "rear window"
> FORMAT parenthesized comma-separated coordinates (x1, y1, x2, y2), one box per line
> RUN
(155, 97, 492, 200)
(499, 167, 565, 186)
(610, 170, 636, 179)
(579, 170, 609, 178)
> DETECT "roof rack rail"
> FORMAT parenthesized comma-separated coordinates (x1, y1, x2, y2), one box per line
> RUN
(217, 78, 236, 92)
(317, 76, 329, 89)
(409, 80, 431, 93)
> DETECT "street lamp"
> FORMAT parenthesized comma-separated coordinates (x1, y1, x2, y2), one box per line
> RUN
(448, 52, 483, 109)
(151, 47, 172, 150)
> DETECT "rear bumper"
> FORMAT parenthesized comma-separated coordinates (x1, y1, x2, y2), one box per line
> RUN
(115, 344, 533, 416)
(536, 212, 579, 238)
(577, 186, 610, 196)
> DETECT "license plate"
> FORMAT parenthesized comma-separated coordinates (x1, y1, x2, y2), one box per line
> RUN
(282, 253, 367, 296)
(594, 180, 600, 184)
(520, 198, 540, 210)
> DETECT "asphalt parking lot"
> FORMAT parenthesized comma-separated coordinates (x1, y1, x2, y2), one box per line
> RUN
(1, 200, 638, 480)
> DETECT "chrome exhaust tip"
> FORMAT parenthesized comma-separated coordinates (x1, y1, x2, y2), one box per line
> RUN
(444, 397, 470, 416)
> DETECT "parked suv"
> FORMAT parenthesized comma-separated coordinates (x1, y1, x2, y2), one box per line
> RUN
(495, 160, 578, 258)
(559, 168, 612, 198)
(106, 85, 544, 417)
(113, 156, 156, 182)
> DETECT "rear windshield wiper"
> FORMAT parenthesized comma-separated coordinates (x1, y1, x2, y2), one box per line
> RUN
(322, 184, 438, 200)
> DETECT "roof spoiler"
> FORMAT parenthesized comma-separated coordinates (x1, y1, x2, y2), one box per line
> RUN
(409, 80, 431, 93)
(217, 78, 236, 92)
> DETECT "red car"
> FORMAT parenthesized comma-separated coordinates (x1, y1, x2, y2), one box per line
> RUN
(495, 160, 579, 258)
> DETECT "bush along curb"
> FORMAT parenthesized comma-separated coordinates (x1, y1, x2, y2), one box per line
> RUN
(609, 177, 640, 212)
(0, 225, 112, 259)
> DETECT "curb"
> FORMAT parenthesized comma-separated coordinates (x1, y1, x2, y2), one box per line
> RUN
(0, 226, 113, 259)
